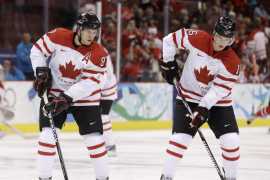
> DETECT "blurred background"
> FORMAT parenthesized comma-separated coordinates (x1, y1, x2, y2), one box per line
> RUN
(0, 0, 269, 83)
(0, 0, 269, 133)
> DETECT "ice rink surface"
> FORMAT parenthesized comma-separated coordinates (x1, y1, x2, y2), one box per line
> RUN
(0, 127, 270, 180)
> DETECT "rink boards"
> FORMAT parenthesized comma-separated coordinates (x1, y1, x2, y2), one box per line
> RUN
(0, 82, 270, 133)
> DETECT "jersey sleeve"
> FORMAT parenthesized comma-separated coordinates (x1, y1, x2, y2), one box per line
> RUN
(64, 47, 108, 101)
(199, 56, 240, 109)
(163, 28, 210, 62)
(101, 55, 117, 97)
(101, 55, 116, 88)
(30, 28, 59, 74)
(162, 28, 188, 62)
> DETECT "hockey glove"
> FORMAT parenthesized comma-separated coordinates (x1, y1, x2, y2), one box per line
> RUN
(187, 106, 209, 128)
(44, 93, 73, 116)
(34, 67, 52, 97)
(159, 60, 180, 85)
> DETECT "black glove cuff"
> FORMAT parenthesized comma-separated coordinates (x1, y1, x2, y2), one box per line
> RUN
(196, 106, 209, 119)
(159, 60, 178, 70)
(36, 67, 51, 79)
(60, 92, 73, 105)
(159, 60, 180, 85)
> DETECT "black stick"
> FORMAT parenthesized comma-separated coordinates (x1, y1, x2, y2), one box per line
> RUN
(173, 79, 225, 180)
(42, 93, 69, 180)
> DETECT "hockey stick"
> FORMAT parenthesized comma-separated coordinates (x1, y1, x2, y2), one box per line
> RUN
(42, 93, 69, 180)
(173, 79, 225, 180)
(246, 104, 256, 125)
(1, 121, 38, 139)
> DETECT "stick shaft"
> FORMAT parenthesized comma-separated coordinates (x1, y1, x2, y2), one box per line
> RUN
(173, 80, 225, 180)
(42, 94, 69, 180)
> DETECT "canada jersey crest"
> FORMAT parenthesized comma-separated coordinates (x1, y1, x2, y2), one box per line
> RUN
(194, 66, 214, 85)
(59, 61, 81, 79)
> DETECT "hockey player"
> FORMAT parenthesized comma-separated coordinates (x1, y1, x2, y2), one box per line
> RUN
(247, 100, 270, 132)
(100, 55, 117, 156)
(159, 16, 240, 180)
(30, 13, 110, 180)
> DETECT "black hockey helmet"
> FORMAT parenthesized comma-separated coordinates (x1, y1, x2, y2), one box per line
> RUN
(76, 12, 101, 30)
(214, 16, 235, 38)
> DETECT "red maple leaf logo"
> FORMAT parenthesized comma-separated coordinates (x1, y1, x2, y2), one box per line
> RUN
(59, 61, 81, 80)
(194, 66, 214, 85)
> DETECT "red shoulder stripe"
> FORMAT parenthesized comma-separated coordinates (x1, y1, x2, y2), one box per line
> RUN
(34, 43, 44, 54)
(41, 37, 52, 54)
(172, 32, 178, 47)
(180, 29, 185, 49)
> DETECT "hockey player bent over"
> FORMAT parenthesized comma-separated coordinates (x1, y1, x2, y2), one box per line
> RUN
(30, 13, 110, 180)
(159, 16, 241, 180)
(100, 55, 117, 156)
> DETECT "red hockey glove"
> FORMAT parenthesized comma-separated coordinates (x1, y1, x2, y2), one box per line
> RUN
(187, 106, 209, 128)
(159, 60, 180, 85)
(44, 93, 73, 116)
(34, 67, 52, 97)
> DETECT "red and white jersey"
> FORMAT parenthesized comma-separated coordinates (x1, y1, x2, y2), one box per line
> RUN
(30, 28, 108, 106)
(101, 55, 117, 100)
(163, 29, 240, 109)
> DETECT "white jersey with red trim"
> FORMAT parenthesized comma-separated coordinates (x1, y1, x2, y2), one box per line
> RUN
(101, 55, 117, 100)
(30, 28, 109, 106)
(163, 28, 240, 109)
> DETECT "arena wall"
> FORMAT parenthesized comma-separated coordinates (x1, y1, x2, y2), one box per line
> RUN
(0, 82, 269, 133)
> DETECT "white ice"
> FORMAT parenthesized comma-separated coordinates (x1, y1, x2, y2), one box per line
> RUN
(0, 127, 270, 180)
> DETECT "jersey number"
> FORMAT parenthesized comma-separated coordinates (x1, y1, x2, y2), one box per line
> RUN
(187, 30, 198, 36)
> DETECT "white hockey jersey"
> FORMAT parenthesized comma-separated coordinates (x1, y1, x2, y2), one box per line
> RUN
(30, 28, 109, 106)
(163, 29, 241, 109)
(247, 29, 268, 60)
(101, 55, 117, 100)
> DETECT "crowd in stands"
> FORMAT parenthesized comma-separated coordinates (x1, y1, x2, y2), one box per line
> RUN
(0, 32, 33, 81)
(0, 0, 269, 83)
(100, 0, 270, 83)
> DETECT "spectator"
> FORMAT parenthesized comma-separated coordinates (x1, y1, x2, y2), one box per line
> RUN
(102, 18, 117, 52)
(253, 2, 270, 20)
(2, 59, 25, 81)
(247, 18, 269, 81)
(122, 59, 142, 82)
(15, 32, 34, 80)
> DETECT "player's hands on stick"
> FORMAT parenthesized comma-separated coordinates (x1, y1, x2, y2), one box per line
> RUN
(43, 93, 73, 116)
(159, 60, 180, 85)
(187, 106, 209, 128)
(34, 67, 52, 97)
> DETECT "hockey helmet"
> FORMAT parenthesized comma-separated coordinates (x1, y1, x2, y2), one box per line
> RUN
(76, 12, 101, 30)
(214, 16, 235, 38)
